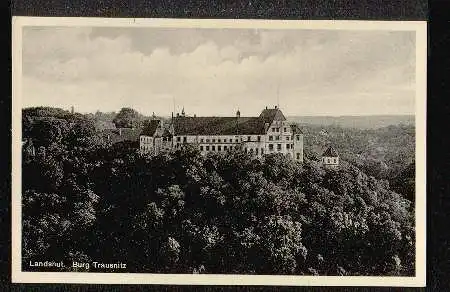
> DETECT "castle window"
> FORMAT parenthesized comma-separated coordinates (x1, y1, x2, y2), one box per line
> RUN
(284, 127, 287, 132)
(261, 148, 264, 154)
(257, 136, 261, 142)
(286, 136, 290, 141)
(276, 136, 280, 141)
(333, 158, 337, 163)
(286, 144, 290, 149)
(200, 146, 204, 151)
(256, 148, 259, 155)
(245, 148, 247, 153)
(247, 136, 251, 141)
(212, 145, 215, 151)
(177, 137, 181, 142)
(218, 145, 222, 151)
(272, 128, 275, 132)
(183, 137, 187, 143)
(206, 146, 210, 151)
(276, 128, 279, 132)
(235, 139, 239, 143)
(229, 139, 232, 143)
(269, 136, 273, 141)
(224, 145, 228, 150)
(269, 144, 274, 151)
(201, 138, 204, 143)
(218, 139, 221, 142)
(277, 144, 282, 151)
(212, 139, 216, 143)
(297, 153, 300, 160)
(250, 148, 253, 153)
(296, 135, 300, 141)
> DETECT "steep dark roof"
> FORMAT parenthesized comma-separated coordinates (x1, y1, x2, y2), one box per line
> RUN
(259, 108, 286, 125)
(322, 146, 339, 157)
(141, 120, 161, 136)
(173, 116, 267, 136)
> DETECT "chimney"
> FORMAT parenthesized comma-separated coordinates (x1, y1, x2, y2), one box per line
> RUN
(265, 106, 268, 110)
(275, 105, 278, 109)
(71, 106, 74, 114)
(236, 109, 240, 118)
(194, 114, 196, 118)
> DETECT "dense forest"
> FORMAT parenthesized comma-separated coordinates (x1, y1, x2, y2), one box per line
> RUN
(21, 107, 416, 276)
(301, 124, 415, 202)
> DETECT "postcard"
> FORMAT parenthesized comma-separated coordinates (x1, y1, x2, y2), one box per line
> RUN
(12, 17, 427, 286)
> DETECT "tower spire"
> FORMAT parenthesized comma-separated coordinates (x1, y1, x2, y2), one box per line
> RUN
(173, 96, 176, 114)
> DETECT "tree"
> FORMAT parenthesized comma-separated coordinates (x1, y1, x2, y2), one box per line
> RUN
(112, 107, 143, 128)
(21, 121, 415, 276)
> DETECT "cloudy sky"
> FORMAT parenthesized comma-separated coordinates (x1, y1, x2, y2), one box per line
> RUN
(22, 26, 416, 117)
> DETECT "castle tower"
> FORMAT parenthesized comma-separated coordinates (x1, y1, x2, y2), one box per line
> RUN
(236, 109, 240, 135)
(291, 124, 304, 162)
(322, 146, 339, 169)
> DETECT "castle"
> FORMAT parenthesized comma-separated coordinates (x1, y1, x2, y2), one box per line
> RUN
(139, 106, 304, 162)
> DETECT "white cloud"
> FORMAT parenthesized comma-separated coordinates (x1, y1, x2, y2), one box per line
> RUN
(21, 27, 416, 116)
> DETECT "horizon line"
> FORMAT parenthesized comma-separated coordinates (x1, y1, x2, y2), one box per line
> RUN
(22, 106, 415, 118)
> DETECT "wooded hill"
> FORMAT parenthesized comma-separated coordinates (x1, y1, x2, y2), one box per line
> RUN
(21, 107, 416, 276)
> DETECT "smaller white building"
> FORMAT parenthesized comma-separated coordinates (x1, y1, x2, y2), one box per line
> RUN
(321, 146, 339, 169)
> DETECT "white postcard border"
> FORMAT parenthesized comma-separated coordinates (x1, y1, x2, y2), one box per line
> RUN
(11, 17, 427, 286)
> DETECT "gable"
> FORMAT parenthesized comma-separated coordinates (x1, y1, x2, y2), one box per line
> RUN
(141, 120, 161, 136)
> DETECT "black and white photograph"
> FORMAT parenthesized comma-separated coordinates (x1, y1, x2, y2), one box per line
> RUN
(11, 18, 427, 286)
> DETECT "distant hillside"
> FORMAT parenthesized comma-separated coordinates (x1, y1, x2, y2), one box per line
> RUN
(287, 115, 414, 130)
